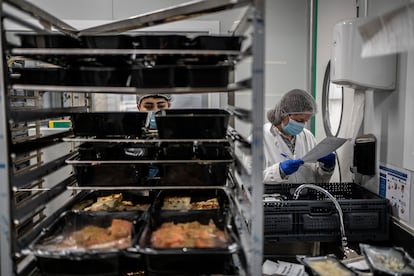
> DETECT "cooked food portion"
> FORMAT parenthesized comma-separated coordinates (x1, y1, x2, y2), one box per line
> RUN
(307, 259, 354, 276)
(56, 218, 132, 250)
(191, 198, 220, 210)
(161, 196, 219, 210)
(72, 193, 150, 212)
(150, 220, 228, 248)
(162, 196, 191, 209)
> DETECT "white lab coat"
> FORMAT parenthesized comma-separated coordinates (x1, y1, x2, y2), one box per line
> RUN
(245, 122, 333, 184)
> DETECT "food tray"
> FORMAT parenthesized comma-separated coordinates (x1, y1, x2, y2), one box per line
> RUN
(17, 33, 82, 48)
(155, 162, 231, 186)
(132, 34, 190, 49)
(69, 66, 130, 86)
(195, 141, 232, 159)
(157, 141, 231, 160)
(10, 66, 130, 87)
(151, 188, 229, 213)
(135, 211, 239, 275)
(186, 64, 232, 87)
(78, 142, 157, 160)
(360, 243, 414, 275)
(71, 190, 153, 212)
(71, 112, 147, 138)
(30, 211, 144, 276)
(155, 108, 230, 139)
(298, 254, 357, 276)
(70, 162, 149, 187)
(157, 141, 194, 160)
(80, 35, 133, 49)
(189, 35, 244, 50)
(263, 182, 390, 242)
(130, 65, 175, 88)
(10, 67, 67, 85)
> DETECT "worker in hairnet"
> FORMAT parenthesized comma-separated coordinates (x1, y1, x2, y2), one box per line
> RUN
(136, 94, 172, 129)
(249, 89, 336, 183)
(136, 94, 172, 112)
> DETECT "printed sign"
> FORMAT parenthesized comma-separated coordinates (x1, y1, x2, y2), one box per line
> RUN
(379, 163, 411, 221)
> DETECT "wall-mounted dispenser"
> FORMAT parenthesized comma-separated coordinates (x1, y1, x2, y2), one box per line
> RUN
(330, 17, 397, 90)
(353, 134, 376, 175)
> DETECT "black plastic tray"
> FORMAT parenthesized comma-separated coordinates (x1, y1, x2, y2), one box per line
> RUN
(10, 67, 67, 85)
(31, 211, 144, 276)
(80, 35, 133, 49)
(155, 108, 230, 139)
(135, 211, 239, 275)
(263, 183, 390, 242)
(151, 188, 229, 213)
(298, 254, 357, 276)
(72, 162, 149, 187)
(189, 35, 243, 50)
(130, 65, 175, 88)
(71, 190, 153, 212)
(186, 64, 232, 87)
(155, 162, 230, 186)
(10, 66, 130, 87)
(71, 112, 147, 138)
(132, 35, 190, 49)
(17, 33, 82, 48)
(78, 142, 157, 160)
(195, 141, 232, 159)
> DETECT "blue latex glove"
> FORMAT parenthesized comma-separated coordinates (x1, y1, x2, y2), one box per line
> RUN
(318, 152, 336, 168)
(280, 159, 304, 175)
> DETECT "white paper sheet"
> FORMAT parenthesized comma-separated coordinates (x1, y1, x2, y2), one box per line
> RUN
(301, 137, 348, 163)
(262, 259, 308, 276)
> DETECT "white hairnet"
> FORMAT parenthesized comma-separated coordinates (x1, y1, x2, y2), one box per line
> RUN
(136, 94, 172, 105)
(267, 89, 317, 125)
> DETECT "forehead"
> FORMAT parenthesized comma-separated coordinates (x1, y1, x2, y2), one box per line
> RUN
(289, 113, 313, 121)
(140, 97, 168, 104)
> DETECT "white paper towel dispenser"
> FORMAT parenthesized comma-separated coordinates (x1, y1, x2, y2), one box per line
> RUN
(330, 17, 397, 90)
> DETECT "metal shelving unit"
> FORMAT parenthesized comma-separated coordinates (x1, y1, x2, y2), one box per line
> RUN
(0, 0, 265, 275)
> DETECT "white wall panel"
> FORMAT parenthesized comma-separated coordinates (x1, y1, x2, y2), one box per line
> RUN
(28, 0, 113, 20)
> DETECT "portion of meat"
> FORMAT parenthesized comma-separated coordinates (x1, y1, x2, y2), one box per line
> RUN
(56, 218, 132, 250)
(150, 220, 228, 248)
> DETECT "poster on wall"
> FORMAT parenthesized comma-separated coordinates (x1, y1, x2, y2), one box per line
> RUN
(379, 163, 411, 222)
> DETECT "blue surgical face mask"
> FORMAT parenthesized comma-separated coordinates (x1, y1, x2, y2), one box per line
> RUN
(146, 111, 157, 129)
(282, 118, 305, 136)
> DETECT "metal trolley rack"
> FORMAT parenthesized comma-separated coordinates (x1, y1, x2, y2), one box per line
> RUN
(0, 0, 265, 275)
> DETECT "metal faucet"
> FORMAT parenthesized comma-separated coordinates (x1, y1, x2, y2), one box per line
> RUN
(293, 184, 358, 259)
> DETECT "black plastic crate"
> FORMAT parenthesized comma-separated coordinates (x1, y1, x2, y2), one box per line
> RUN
(71, 112, 147, 138)
(263, 183, 390, 242)
(155, 108, 230, 139)
(30, 211, 144, 276)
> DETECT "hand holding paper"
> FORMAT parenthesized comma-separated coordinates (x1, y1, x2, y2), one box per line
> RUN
(301, 137, 348, 163)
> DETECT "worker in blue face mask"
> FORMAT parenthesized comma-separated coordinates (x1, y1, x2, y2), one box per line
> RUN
(136, 94, 172, 129)
(246, 89, 336, 184)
